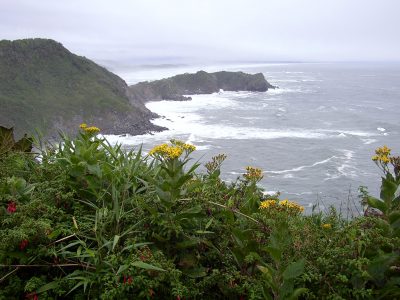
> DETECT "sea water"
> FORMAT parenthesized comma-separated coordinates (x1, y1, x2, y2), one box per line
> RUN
(106, 62, 400, 212)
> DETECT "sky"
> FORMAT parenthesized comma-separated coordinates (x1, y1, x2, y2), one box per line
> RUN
(1, 0, 400, 67)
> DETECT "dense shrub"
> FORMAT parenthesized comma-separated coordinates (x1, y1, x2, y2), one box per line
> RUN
(0, 127, 399, 299)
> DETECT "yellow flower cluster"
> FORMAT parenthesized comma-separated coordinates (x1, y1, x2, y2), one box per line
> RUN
(149, 144, 183, 159)
(149, 140, 196, 160)
(79, 123, 100, 134)
(85, 126, 101, 134)
(259, 199, 304, 213)
(259, 199, 277, 209)
(372, 145, 391, 164)
(244, 166, 263, 181)
(279, 199, 305, 212)
(322, 223, 332, 229)
(170, 139, 196, 152)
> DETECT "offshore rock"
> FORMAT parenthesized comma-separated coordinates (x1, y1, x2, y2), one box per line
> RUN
(129, 70, 275, 102)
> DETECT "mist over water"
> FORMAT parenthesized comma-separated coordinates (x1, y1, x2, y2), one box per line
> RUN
(106, 62, 400, 212)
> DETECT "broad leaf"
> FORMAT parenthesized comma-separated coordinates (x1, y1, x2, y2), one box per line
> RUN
(283, 259, 305, 280)
(367, 196, 388, 214)
(131, 261, 165, 272)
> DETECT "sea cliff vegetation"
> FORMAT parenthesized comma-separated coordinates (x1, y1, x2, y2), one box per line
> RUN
(0, 38, 161, 138)
(0, 126, 399, 299)
(0, 38, 274, 139)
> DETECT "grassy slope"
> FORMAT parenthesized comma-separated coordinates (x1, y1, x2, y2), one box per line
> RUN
(0, 38, 155, 138)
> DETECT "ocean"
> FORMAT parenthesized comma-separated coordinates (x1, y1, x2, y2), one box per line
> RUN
(106, 62, 400, 213)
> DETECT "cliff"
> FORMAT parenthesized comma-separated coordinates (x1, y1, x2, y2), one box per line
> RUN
(0, 38, 163, 138)
(128, 70, 275, 102)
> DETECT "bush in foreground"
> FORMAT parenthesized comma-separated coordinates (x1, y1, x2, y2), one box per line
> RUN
(0, 126, 399, 299)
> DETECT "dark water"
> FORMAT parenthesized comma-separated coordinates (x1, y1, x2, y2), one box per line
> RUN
(108, 62, 400, 212)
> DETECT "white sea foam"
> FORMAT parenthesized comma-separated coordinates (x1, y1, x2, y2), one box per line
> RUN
(362, 138, 377, 145)
(283, 174, 294, 178)
(267, 88, 305, 95)
(323, 149, 357, 181)
(320, 129, 375, 137)
(377, 127, 386, 132)
(266, 156, 336, 174)
(262, 190, 279, 196)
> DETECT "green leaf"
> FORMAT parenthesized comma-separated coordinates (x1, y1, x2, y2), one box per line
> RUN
(265, 246, 282, 263)
(388, 211, 400, 228)
(368, 252, 398, 284)
(205, 218, 213, 229)
(116, 264, 129, 275)
(283, 259, 305, 280)
(367, 196, 388, 214)
(195, 230, 214, 234)
(112, 235, 120, 252)
(380, 177, 398, 203)
(131, 261, 165, 272)
(176, 239, 199, 249)
(176, 205, 203, 220)
(289, 288, 308, 300)
(36, 280, 59, 294)
(183, 267, 207, 278)
(257, 265, 277, 290)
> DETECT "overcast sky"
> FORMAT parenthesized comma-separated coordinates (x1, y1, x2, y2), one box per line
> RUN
(1, 0, 400, 66)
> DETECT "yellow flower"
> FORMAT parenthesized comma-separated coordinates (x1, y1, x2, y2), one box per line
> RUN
(182, 143, 196, 151)
(170, 139, 196, 152)
(149, 143, 183, 159)
(149, 140, 196, 160)
(375, 145, 391, 156)
(279, 199, 305, 213)
(79, 123, 87, 129)
(372, 146, 393, 165)
(259, 198, 304, 214)
(322, 223, 332, 229)
(244, 166, 263, 181)
(84, 126, 100, 134)
(259, 200, 277, 209)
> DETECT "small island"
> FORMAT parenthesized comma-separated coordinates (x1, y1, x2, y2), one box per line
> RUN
(128, 70, 276, 102)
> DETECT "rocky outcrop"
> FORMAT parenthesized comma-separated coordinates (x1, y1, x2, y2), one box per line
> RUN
(128, 70, 275, 102)
(0, 38, 164, 138)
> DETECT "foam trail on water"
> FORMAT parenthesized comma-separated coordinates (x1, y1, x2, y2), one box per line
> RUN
(266, 156, 337, 174)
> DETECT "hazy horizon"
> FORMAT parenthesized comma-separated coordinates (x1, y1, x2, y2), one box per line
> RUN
(1, 0, 400, 68)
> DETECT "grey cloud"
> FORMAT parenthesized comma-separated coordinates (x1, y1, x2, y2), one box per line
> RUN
(1, 0, 399, 65)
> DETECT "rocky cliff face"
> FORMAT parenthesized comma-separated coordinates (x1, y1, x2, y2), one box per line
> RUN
(0, 38, 163, 138)
(128, 70, 275, 102)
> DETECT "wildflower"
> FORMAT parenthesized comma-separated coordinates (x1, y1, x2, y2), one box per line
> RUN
(84, 126, 100, 134)
(79, 123, 87, 129)
(322, 223, 332, 229)
(7, 201, 17, 213)
(149, 140, 195, 160)
(259, 200, 278, 209)
(26, 292, 38, 300)
(123, 275, 133, 284)
(279, 199, 305, 212)
(205, 153, 227, 174)
(244, 166, 263, 181)
(372, 145, 391, 164)
(19, 239, 29, 250)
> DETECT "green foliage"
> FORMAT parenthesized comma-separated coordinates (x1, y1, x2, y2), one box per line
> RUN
(0, 132, 399, 299)
(0, 39, 154, 138)
(0, 126, 33, 156)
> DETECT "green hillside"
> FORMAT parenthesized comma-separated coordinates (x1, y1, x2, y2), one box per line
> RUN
(0, 38, 159, 138)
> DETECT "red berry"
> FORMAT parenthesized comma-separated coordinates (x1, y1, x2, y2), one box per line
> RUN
(7, 201, 17, 213)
